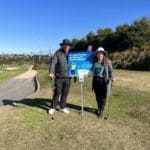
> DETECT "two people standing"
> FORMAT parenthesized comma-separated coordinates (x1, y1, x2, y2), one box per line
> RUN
(48, 39, 114, 117)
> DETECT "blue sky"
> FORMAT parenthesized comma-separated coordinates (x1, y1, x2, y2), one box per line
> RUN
(0, 0, 150, 54)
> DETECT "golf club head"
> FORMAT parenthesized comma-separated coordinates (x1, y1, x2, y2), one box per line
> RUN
(51, 117, 55, 120)
(104, 117, 108, 120)
(104, 114, 109, 120)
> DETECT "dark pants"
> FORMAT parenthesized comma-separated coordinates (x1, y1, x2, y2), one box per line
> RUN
(51, 77, 71, 109)
(93, 77, 107, 112)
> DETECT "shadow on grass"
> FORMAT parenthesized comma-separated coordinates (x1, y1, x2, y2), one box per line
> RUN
(2, 98, 97, 115)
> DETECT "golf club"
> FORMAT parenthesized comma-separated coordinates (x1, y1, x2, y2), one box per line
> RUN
(50, 78, 55, 120)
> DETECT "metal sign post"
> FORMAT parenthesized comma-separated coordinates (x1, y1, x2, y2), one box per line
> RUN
(79, 74, 84, 116)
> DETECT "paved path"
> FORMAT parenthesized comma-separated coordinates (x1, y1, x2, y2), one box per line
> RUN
(0, 68, 40, 105)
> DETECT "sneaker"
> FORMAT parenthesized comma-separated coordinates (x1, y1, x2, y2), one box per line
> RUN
(48, 108, 56, 115)
(60, 108, 70, 114)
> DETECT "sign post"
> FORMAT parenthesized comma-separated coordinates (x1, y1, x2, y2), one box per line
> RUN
(68, 51, 94, 116)
(79, 74, 84, 116)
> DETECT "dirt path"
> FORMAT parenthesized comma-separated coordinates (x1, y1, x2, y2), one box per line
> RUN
(0, 66, 39, 105)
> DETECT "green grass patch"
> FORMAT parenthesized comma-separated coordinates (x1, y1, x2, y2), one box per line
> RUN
(0, 64, 29, 83)
(107, 86, 150, 121)
(20, 108, 48, 130)
(37, 69, 51, 88)
(36, 69, 150, 124)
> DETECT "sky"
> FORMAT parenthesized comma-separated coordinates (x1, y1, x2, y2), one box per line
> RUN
(0, 0, 150, 54)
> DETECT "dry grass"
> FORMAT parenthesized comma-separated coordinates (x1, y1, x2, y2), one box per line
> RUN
(115, 70, 150, 93)
(0, 69, 150, 150)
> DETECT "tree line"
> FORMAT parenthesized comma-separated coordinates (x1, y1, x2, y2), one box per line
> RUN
(71, 16, 150, 70)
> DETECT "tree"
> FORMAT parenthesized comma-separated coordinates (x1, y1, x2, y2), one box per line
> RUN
(86, 32, 95, 45)
(71, 16, 150, 52)
(129, 17, 150, 49)
(95, 28, 113, 50)
(71, 38, 88, 51)
(115, 24, 132, 50)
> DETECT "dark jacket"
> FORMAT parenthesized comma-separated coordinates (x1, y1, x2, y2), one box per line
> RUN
(92, 59, 114, 95)
(49, 49, 69, 77)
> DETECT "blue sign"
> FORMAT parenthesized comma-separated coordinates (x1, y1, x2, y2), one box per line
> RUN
(68, 51, 94, 77)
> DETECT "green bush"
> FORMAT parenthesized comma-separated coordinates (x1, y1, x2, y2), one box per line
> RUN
(110, 49, 150, 71)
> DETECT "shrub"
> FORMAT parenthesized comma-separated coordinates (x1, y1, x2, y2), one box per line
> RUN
(110, 49, 150, 71)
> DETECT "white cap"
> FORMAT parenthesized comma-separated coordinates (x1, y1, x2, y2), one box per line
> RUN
(95, 47, 107, 55)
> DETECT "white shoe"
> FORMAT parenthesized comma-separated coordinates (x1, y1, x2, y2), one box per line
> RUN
(60, 108, 70, 114)
(48, 108, 56, 115)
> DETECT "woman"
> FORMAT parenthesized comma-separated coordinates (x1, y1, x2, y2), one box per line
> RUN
(92, 47, 114, 117)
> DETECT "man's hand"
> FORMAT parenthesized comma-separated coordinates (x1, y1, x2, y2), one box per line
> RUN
(48, 73, 55, 79)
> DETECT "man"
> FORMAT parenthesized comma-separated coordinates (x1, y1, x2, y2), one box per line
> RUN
(48, 39, 72, 115)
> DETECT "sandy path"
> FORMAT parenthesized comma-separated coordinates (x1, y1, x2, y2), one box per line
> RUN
(0, 66, 40, 105)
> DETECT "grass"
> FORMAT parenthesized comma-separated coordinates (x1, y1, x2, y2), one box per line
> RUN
(37, 69, 51, 88)
(0, 64, 30, 83)
(36, 69, 150, 123)
(0, 68, 150, 150)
